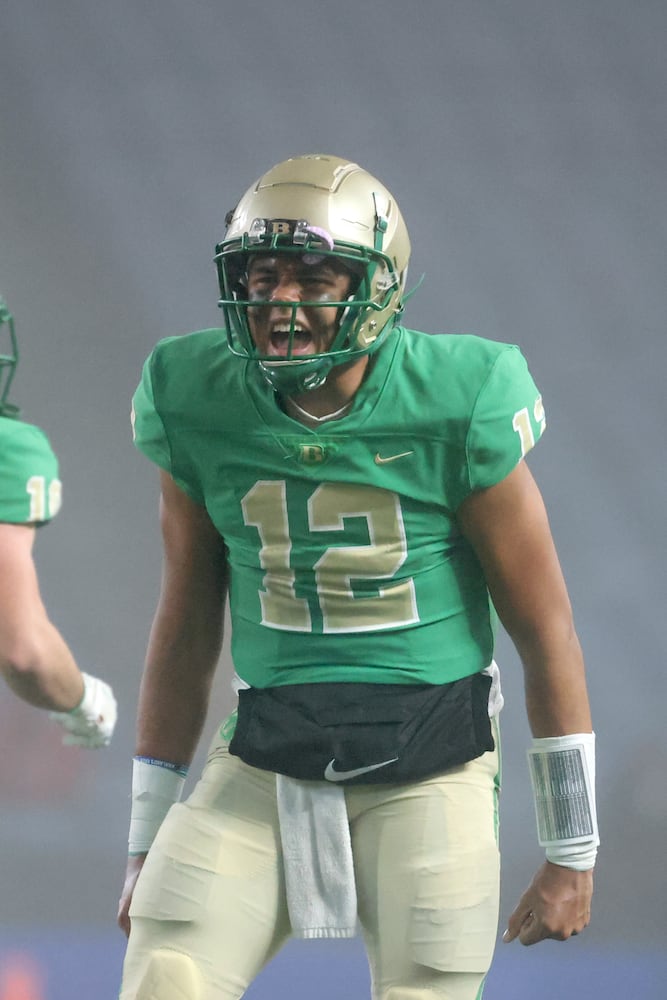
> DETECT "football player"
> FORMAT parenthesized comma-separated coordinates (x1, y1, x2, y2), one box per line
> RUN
(0, 296, 117, 747)
(117, 155, 598, 1000)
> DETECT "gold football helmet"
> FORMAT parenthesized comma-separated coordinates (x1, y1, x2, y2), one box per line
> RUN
(215, 154, 411, 393)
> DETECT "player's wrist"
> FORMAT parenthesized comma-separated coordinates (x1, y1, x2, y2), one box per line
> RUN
(545, 844, 597, 871)
(528, 732, 599, 871)
(48, 671, 117, 747)
(71, 671, 99, 714)
(59, 672, 86, 713)
(128, 756, 189, 853)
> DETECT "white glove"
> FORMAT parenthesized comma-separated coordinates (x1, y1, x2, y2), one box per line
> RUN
(49, 672, 118, 748)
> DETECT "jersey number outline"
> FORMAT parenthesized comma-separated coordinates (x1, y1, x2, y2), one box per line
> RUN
(241, 480, 419, 634)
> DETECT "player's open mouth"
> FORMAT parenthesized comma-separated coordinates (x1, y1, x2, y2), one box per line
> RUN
(268, 326, 314, 357)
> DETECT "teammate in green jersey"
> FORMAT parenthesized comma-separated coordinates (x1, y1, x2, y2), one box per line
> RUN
(118, 156, 598, 1000)
(0, 297, 117, 747)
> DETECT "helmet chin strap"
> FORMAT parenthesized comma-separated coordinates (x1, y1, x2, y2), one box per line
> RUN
(258, 355, 334, 394)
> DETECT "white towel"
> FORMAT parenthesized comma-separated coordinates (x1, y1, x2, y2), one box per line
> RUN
(276, 774, 358, 939)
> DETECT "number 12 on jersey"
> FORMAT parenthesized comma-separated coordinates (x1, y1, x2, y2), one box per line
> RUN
(241, 480, 419, 634)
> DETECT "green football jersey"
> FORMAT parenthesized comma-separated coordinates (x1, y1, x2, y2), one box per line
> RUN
(0, 416, 62, 524)
(132, 326, 546, 688)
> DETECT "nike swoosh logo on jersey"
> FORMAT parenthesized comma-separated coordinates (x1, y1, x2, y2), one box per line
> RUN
(324, 757, 399, 782)
(374, 451, 414, 464)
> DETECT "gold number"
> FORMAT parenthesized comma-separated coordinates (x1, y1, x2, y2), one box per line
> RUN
(241, 481, 418, 633)
(309, 483, 418, 632)
(241, 480, 311, 631)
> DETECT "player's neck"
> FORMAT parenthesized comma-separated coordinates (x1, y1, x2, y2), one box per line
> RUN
(284, 356, 369, 425)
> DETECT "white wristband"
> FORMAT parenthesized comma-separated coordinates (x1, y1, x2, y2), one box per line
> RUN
(527, 732, 599, 871)
(128, 757, 188, 854)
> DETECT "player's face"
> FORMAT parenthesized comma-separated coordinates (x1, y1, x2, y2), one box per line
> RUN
(246, 255, 353, 358)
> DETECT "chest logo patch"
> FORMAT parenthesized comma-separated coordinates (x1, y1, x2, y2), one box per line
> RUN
(297, 443, 328, 464)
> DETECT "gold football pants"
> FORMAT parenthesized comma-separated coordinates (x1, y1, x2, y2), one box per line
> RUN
(120, 722, 501, 1000)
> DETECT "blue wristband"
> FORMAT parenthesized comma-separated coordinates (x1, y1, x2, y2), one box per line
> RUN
(133, 755, 189, 778)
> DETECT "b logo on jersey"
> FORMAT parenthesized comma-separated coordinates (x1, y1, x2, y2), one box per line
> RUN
(297, 443, 327, 464)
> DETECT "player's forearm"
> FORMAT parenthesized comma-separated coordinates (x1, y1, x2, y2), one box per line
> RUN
(0, 620, 84, 711)
(0, 526, 85, 710)
(134, 609, 223, 765)
(514, 627, 593, 737)
(135, 659, 214, 765)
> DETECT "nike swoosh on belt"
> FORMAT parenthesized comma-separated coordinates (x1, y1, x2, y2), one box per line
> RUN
(324, 757, 399, 782)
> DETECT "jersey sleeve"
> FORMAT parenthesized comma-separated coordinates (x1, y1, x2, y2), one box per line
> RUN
(131, 344, 205, 503)
(0, 418, 62, 524)
(131, 352, 173, 473)
(465, 345, 546, 495)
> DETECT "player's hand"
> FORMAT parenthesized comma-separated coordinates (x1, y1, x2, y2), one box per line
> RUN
(48, 671, 118, 747)
(502, 861, 593, 946)
(117, 853, 148, 937)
